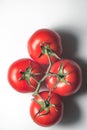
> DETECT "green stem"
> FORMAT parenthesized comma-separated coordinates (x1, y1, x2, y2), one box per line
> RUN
(33, 82, 41, 96)
(33, 72, 50, 96)
(46, 89, 52, 102)
(46, 54, 52, 73)
(33, 55, 52, 96)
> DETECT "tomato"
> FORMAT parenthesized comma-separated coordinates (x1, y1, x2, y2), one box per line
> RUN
(45, 59, 82, 96)
(7, 58, 43, 93)
(30, 91, 64, 127)
(27, 29, 62, 64)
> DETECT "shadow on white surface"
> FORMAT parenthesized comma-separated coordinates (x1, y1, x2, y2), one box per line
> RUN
(59, 97, 81, 126)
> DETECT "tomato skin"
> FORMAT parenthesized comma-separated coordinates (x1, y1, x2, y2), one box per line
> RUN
(46, 59, 82, 96)
(30, 91, 64, 127)
(7, 58, 43, 93)
(27, 29, 62, 64)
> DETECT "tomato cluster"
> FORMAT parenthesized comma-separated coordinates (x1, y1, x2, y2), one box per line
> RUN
(7, 29, 82, 127)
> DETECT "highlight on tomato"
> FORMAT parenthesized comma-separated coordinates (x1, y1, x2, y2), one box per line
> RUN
(30, 91, 64, 127)
(7, 58, 43, 93)
(45, 59, 82, 96)
(27, 28, 63, 65)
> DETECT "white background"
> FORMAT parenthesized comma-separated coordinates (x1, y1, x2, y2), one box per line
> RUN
(0, 0, 87, 130)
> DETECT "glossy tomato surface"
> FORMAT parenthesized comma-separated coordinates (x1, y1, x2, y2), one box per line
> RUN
(7, 58, 43, 93)
(27, 29, 62, 64)
(30, 91, 64, 127)
(46, 59, 82, 96)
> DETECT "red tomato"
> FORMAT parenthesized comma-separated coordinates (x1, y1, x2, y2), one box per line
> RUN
(45, 59, 82, 96)
(7, 58, 43, 93)
(30, 91, 64, 127)
(27, 29, 62, 64)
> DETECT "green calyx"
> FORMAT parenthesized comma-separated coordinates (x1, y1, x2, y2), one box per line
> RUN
(19, 66, 39, 87)
(38, 42, 61, 60)
(49, 63, 69, 85)
(41, 44, 53, 55)
(33, 96, 55, 118)
(20, 67, 32, 83)
(57, 63, 69, 84)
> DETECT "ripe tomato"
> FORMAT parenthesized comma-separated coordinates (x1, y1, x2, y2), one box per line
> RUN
(7, 58, 43, 93)
(30, 91, 64, 127)
(27, 29, 62, 64)
(45, 59, 82, 96)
